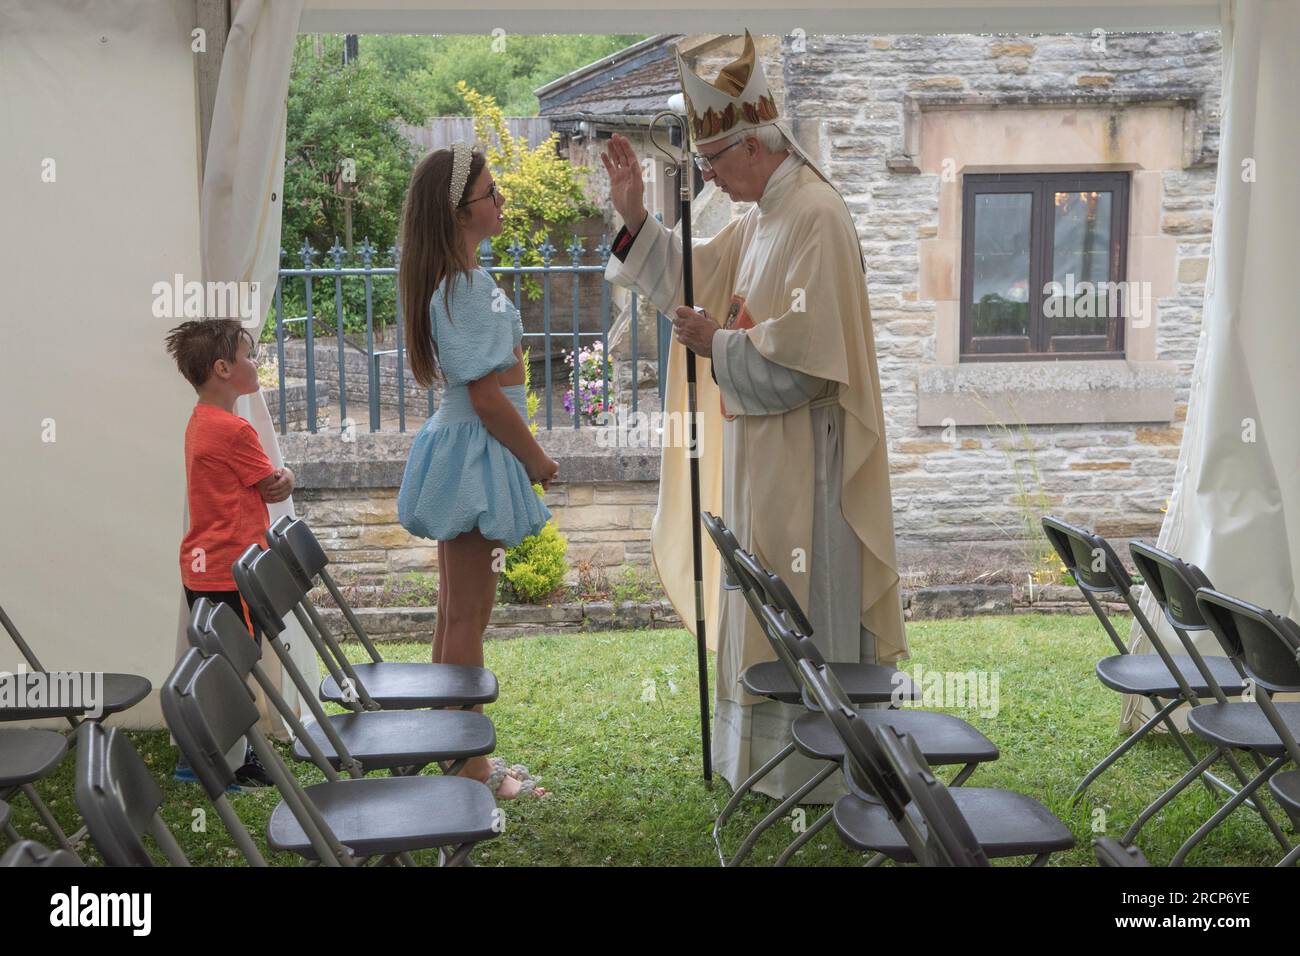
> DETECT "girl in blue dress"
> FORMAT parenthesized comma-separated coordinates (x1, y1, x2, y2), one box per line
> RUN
(397, 142, 558, 799)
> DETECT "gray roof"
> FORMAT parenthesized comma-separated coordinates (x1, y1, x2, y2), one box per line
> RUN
(536, 34, 687, 123)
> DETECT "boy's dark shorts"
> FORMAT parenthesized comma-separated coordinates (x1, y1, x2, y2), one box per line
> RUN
(183, 587, 264, 647)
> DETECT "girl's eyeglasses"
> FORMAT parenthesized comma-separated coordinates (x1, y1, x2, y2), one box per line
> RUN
(460, 182, 500, 207)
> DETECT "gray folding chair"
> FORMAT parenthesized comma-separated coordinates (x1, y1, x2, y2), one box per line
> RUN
(761, 601, 998, 865)
(235, 539, 496, 713)
(1041, 517, 1246, 805)
(264, 517, 497, 710)
(163, 647, 499, 866)
(1119, 543, 1291, 854)
(74, 721, 190, 866)
(0, 728, 77, 856)
(188, 598, 495, 780)
(796, 656, 1076, 866)
(1, 600, 151, 857)
(0, 601, 151, 727)
(701, 511, 928, 863)
(1181, 588, 1300, 867)
(0, 838, 83, 867)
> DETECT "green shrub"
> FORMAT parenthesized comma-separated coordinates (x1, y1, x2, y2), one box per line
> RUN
(500, 521, 569, 603)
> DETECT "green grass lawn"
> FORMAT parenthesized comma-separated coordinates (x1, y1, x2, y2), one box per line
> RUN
(7, 614, 1294, 866)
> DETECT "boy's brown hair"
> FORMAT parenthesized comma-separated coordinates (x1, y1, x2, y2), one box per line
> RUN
(164, 319, 255, 388)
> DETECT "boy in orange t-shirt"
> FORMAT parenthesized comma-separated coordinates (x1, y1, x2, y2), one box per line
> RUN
(165, 319, 294, 786)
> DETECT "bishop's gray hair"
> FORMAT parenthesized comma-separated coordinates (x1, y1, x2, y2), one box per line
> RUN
(733, 124, 790, 155)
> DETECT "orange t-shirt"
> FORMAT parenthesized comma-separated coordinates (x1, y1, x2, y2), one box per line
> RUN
(179, 404, 276, 590)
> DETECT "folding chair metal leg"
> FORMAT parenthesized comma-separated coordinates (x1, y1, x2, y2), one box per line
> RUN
(728, 762, 837, 867)
(1070, 696, 1197, 804)
(1124, 746, 1292, 852)
(19, 784, 80, 860)
(774, 808, 834, 867)
(711, 741, 795, 865)
(1277, 842, 1300, 867)
(1170, 756, 1288, 866)
(1123, 748, 1220, 845)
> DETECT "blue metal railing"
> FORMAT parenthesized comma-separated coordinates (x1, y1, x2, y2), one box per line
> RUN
(270, 228, 671, 435)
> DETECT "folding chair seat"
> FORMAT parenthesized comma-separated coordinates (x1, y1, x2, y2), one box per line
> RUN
(0, 603, 150, 723)
(264, 517, 498, 710)
(163, 648, 500, 866)
(797, 658, 1075, 866)
(188, 599, 495, 777)
(235, 541, 497, 711)
(1041, 517, 1234, 806)
(1186, 703, 1300, 755)
(74, 722, 190, 866)
(830, 777, 1073, 864)
(1095, 655, 1246, 698)
(0, 839, 82, 867)
(0, 728, 79, 856)
(790, 705, 997, 770)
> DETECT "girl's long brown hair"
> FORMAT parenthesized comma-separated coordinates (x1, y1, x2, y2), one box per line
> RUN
(399, 147, 486, 388)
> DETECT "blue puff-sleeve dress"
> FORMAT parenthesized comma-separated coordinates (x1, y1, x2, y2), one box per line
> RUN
(397, 266, 553, 547)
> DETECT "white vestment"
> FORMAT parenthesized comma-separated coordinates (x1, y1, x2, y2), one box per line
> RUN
(606, 153, 906, 800)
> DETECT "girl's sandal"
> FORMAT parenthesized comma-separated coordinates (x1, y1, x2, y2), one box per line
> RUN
(490, 757, 530, 781)
(484, 761, 548, 799)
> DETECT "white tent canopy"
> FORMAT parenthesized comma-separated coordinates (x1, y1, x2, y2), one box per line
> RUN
(1, 0, 1295, 732)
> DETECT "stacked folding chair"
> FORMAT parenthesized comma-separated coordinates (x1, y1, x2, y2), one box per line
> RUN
(1116, 542, 1292, 861)
(701, 511, 1000, 866)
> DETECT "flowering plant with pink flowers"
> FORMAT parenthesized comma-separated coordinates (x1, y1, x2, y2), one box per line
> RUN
(562, 340, 614, 425)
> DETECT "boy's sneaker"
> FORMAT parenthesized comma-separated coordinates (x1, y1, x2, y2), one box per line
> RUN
(175, 759, 243, 794)
(234, 749, 273, 788)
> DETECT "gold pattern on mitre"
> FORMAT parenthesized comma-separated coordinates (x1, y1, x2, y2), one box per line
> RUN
(674, 30, 779, 147)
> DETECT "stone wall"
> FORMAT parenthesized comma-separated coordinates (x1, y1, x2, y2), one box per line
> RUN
(281, 429, 660, 584)
(775, 31, 1221, 572)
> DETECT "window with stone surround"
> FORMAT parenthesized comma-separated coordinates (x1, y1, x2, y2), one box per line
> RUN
(899, 92, 1209, 426)
(961, 171, 1129, 360)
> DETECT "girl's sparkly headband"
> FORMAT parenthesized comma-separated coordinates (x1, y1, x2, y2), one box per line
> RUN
(449, 141, 473, 207)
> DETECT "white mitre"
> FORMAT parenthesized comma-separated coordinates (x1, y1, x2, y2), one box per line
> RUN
(672, 29, 863, 271)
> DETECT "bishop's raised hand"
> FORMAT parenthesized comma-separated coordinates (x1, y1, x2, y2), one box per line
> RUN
(600, 133, 647, 235)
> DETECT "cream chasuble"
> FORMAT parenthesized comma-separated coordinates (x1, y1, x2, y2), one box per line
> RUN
(605, 155, 907, 800)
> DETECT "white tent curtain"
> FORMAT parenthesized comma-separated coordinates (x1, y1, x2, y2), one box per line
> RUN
(1124, 0, 1300, 730)
(187, 0, 310, 737)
